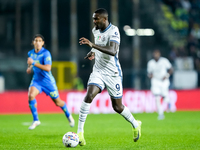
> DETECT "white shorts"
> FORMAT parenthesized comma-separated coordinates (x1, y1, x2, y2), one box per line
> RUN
(88, 71, 123, 99)
(151, 78, 169, 97)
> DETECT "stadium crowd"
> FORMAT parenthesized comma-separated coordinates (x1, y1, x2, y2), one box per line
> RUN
(160, 0, 200, 71)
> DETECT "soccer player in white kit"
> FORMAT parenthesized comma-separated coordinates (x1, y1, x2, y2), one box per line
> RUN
(147, 49, 173, 120)
(77, 8, 142, 146)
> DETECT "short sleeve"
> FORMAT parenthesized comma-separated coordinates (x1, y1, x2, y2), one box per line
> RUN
(109, 26, 120, 45)
(44, 51, 52, 65)
(28, 51, 31, 57)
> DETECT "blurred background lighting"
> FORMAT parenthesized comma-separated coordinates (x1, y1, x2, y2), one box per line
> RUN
(123, 25, 131, 31)
(125, 28, 155, 36)
(125, 29, 136, 36)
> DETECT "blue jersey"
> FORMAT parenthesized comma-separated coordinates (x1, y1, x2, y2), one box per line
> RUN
(28, 47, 56, 84)
(28, 47, 59, 99)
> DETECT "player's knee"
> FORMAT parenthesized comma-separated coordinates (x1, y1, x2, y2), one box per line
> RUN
(28, 93, 36, 100)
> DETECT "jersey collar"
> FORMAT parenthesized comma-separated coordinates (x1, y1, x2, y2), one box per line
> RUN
(100, 23, 112, 33)
(34, 47, 45, 54)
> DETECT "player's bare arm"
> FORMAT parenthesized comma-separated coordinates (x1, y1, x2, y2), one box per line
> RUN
(162, 67, 173, 80)
(168, 67, 173, 75)
(26, 64, 33, 74)
(148, 73, 153, 79)
(84, 51, 95, 60)
(79, 37, 118, 56)
(27, 57, 51, 72)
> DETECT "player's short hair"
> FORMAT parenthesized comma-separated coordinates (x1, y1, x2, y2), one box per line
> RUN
(32, 34, 45, 47)
(153, 49, 160, 53)
(33, 34, 45, 42)
(95, 8, 108, 18)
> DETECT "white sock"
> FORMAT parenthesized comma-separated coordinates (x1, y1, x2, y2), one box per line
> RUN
(163, 96, 171, 111)
(155, 96, 164, 116)
(77, 101, 91, 133)
(120, 106, 138, 128)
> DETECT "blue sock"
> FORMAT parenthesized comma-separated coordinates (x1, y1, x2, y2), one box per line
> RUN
(29, 99, 39, 121)
(60, 103, 70, 118)
(168, 103, 171, 110)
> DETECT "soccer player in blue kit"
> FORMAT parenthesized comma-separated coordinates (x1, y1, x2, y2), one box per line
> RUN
(26, 34, 74, 130)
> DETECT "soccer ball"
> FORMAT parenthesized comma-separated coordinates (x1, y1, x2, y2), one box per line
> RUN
(62, 132, 79, 148)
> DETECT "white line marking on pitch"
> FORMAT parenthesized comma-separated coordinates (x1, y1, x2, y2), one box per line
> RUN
(22, 122, 32, 126)
(22, 122, 47, 126)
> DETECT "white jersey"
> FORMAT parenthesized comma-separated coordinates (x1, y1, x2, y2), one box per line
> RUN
(91, 23, 122, 77)
(147, 57, 172, 81)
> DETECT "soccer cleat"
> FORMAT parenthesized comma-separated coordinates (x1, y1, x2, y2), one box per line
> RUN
(133, 120, 142, 142)
(68, 115, 75, 127)
(77, 132, 86, 146)
(28, 120, 41, 130)
(158, 114, 165, 120)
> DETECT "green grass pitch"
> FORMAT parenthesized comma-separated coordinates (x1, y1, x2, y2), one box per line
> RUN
(0, 111, 200, 150)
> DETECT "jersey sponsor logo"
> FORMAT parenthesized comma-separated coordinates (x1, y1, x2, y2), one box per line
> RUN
(101, 36, 105, 42)
(38, 54, 43, 58)
(46, 56, 51, 61)
(114, 32, 118, 35)
(35, 60, 40, 64)
(34, 54, 37, 59)
(111, 35, 119, 39)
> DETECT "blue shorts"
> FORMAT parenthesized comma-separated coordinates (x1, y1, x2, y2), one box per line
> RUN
(29, 80, 59, 99)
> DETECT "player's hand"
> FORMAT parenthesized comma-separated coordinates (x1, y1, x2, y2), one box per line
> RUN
(148, 74, 153, 79)
(84, 51, 95, 60)
(26, 67, 32, 74)
(27, 57, 33, 65)
(79, 37, 93, 48)
(162, 73, 170, 80)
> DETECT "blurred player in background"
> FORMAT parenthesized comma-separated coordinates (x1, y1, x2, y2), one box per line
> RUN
(77, 8, 141, 146)
(26, 34, 74, 130)
(147, 49, 173, 120)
